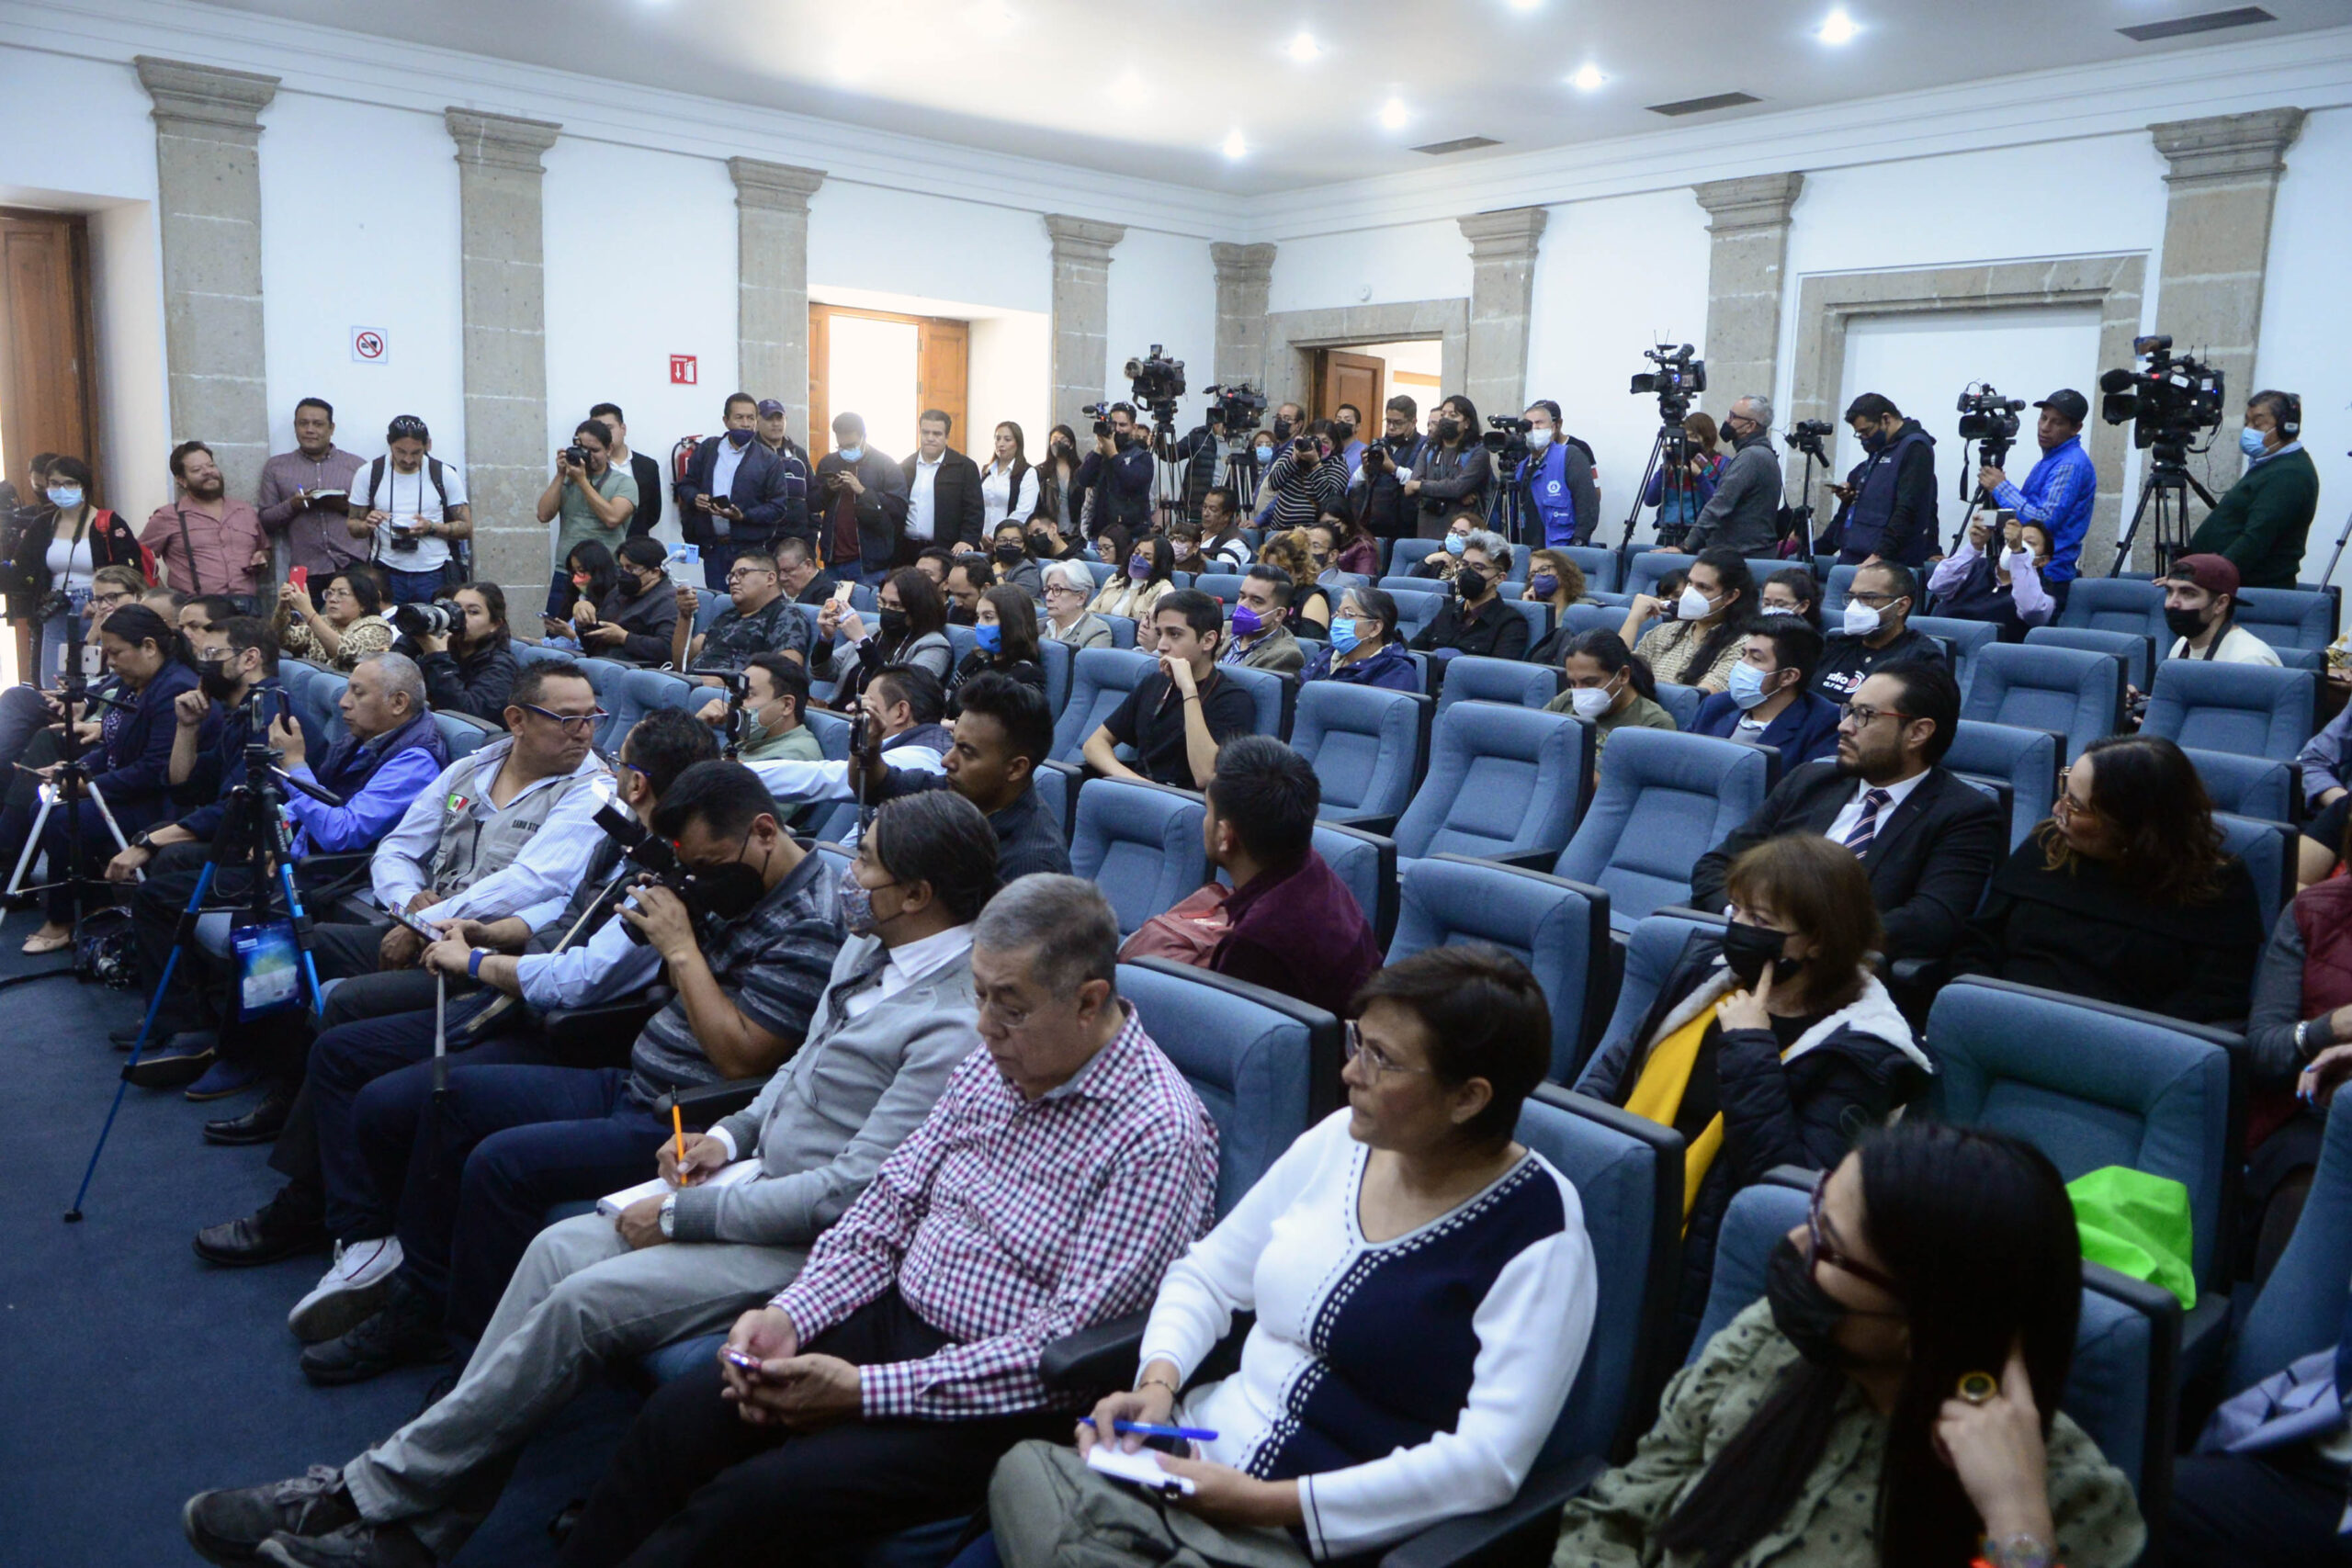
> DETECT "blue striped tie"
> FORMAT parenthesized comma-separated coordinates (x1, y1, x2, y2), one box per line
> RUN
(1844, 788, 1892, 858)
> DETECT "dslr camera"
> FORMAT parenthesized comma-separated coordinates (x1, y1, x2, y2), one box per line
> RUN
(593, 799, 695, 947)
(2099, 334, 2225, 457)
(1791, 419, 1835, 460)
(1204, 382, 1266, 434)
(1631, 344, 1707, 424)
(562, 443, 592, 469)
(1125, 345, 1186, 412)
(390, 601, 455, 639)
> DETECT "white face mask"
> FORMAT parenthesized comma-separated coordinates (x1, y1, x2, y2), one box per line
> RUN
(1841, 598, 1884, 637)
(1568, 682, 1616, 721)
(1677, 584, 1714, 621)
(1526, 427, 1554, 450)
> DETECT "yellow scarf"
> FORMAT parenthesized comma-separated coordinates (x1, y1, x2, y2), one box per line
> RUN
(1623, 1008, 1729, 1228)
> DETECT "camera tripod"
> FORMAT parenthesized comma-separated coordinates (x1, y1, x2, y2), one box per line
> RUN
(1618, 417, 1697, 552)
(1486, 445, 1531, 547)
(1947, 434, 2018, 556)
(2109, 447, 2218, 577)
(66, 712, 343, 1220)
(689, 665, 753, 760)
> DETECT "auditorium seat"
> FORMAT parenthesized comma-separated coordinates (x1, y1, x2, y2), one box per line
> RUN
(2142, 660, 2316, 764)
(1220, 660, 1292, 739)
(603, 666, 695, 750)
(1389, 853, 1611, 1080)
(1311, 820, 1399, 951)
(1028, 759, 1072, 845)
(1434, 653, 1561, 715)
(429, 710, 497, 759)
(1822, 563, 1860, 614)
(2183, 750, 2297, 826)
(692, 592, 727, 636)
(1098, 613, 1137, 650)
(1047, 648, 1154, 765)
(1191, 571, 1243, 606)
(1944, 718, 2062, 851)
(1389, 536, 1442, 576)
(2234, 586, 2336, 652)
(1038, 637, 1071, 719)
(802, 708, 851, 761)
(1648, 681, 1704, 731)
(1577, 909, 1728, 1087)
(1067, 778, 1208, 936)
(2025, 625, 2153, 694)
(1909, 614, 1997, 694)
(1555, 729, 1773, 933)
(1555, 545, 1619, 593)
(2057, 577, 2167, 644)
(571, 658, 632, 742)
(1959, 641, 2123, 761)
(943, 624, 978, 671)
(2217, 812, 2295, 932)
(1286, 680, 1430, 833)
(1392, 703, 1590, 868)
(1623, 550, 1690, 603)
(1561, 604, 1624, 639)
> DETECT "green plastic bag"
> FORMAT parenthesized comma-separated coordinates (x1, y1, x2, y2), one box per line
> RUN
(2067, 1165, 2197, 1311)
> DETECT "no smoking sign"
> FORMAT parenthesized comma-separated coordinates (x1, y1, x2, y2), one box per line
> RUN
(351, 327, 388, 364)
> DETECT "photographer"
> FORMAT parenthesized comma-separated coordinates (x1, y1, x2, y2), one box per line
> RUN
(815, 412, 910, 584)
(535, 418, 639, 615)
(675, 392, 808, 591)
(1402, 395, 1493, 537)
(348, 417, 473, 605)
(588, 403, 665, 543)
(574, 536, 680, 667)
(273, 570, 394, 672)
(1670, 395, 1780, 557)
(1834, 393, 1939, 568)
(1976, 389, 2097, 595)
(413, 581, 518, 722)
(1641, 413, 1724, 548)
(2187, 390, 2321, 589)
(1261, 420, 1351, 531)
(673, 550, 812, 682)
(706, 653, 820, 763)
(1515, 400, 1600, 548)
(1074, 402, 1154, 562)
(1928, 517, 2056, 642)
(1348, 395, 1429, 542)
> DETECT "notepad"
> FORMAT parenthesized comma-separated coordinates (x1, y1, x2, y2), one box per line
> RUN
(596, 1160, 760, 1216)
(1085, 1445, 1194, 1496)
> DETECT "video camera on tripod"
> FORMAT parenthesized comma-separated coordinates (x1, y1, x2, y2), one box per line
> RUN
(1790, 419, 1834, 461)
(1124, 345, 1187, 429)
(2100, 335, 2225, 458)
(1204, 383, 1265, 434)
(1481, 415, 1532, 461)
(1945, 382, 2029, 550)
(1618, 344, 1710, 547)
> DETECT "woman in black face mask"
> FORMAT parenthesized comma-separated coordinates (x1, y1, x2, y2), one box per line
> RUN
(1576, 833, 1929, 1359)
(1556, 1122, 2141, 1568)
(1400, 394, 1493, 539)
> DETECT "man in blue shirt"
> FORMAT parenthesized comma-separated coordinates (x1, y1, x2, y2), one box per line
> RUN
(1515, 400, 1600, 547)
(1978, 388, 2097, 596)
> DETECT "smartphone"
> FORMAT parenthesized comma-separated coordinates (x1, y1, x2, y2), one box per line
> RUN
(390, 908, 441, 941)
(721, 1347, 764, 1379)
(289, 565, 309, 593)
(829, 581, 854, 606)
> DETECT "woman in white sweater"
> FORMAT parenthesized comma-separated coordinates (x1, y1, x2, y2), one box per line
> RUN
(988, 945, 1598, 1568)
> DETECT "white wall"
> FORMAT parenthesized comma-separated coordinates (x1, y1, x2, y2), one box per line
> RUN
(808, 184, 1054, 317)
(967, 312, 1050, 461)
(86, 201, 168, 525)
(2256, 107, 2352, 588)
(259, 92, 465, 480)
(1269, 219, 1470, 315)
(1105, 229, 1216, 434)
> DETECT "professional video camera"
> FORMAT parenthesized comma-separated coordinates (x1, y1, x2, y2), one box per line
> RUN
(1630, 344, 1708, 423)
(2099, 335, 2225, 456)
(1081, 400, 1118, 439)
(389, 600, 455, 639)
(1204, 382, 1266, 434)
(1956, 383, 2027, 467)
(1791, 419, 1834, 461)
(1125, 345, 1186, 408)
(1481, 415, 1532, 457)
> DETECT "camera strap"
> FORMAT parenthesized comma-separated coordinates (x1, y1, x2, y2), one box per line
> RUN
(173, 505, 202, 595)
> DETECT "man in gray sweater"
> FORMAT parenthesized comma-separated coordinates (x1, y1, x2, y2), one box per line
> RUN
(183, 792, 1002, 1568)
(1675, 394, 1783, 557)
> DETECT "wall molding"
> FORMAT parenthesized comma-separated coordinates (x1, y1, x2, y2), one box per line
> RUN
(1263, 300, 1470, 422)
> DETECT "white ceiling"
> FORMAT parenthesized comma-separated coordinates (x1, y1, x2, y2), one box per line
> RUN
(201, 0, 2352, 194)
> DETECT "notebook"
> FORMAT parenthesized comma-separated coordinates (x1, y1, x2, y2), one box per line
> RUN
(596, 1159, 760, 1216)
(1085, 1445, 1194, 1496)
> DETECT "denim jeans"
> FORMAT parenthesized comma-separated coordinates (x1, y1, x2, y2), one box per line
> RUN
(386, 565, 451, 604)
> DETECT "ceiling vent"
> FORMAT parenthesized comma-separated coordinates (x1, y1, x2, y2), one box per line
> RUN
(1646, 91, 1762, 118)
(1410, 135, 1501, 156)
(2118, 6, 2275, 41)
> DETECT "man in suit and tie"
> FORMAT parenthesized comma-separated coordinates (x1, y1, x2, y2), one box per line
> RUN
(884, 409, 985, 569)
(675, 392, 810, 589)
(1690, 660, 2002, 965)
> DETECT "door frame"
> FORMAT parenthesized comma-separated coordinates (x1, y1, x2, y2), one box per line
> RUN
(0, 206, 100, 502)
(806, 302, 968, 461)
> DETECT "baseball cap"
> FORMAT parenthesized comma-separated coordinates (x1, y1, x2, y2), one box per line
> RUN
(2033, 389, 2089, 424)
(2162, 553, 2240, 599)
(755, 399, 786, 418)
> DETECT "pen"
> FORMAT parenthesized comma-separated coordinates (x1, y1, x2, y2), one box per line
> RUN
(1114, 1420, 1218, 1441)
(672, 1103, 690, 1187)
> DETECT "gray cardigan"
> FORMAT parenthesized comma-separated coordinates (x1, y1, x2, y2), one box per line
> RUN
(667, 931, 979, 1246)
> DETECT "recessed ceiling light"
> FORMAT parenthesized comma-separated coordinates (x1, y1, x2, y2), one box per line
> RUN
(1221, 130, 1250, 159)
(1286, 29, 1321, 62)
(1378, 97, 1411, 130)
(1568, 63, 1607, 91)
(1504, 0, 1543, 10)
(1816, 8, 1860, 43)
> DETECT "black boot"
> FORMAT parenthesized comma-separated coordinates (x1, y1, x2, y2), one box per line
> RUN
(193, 1182, 328, 1267)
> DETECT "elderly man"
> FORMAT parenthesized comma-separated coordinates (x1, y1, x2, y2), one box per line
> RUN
(1674, 395, 1781, 557)
(542, 874, 1218, 1568)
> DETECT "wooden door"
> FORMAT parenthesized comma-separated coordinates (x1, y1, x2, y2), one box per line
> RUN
(915, 318, 968, 451)
(0, 209, 98, 500)
(1314, 349, 1384, 428)
(808, 306, 831, 458)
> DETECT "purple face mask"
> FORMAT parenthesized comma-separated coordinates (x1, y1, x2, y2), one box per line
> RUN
(1230, 604, 1264, 638)
(1127, 558, 1153, 581)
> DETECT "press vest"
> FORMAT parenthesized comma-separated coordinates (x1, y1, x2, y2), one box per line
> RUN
(425, 738, 601, 900)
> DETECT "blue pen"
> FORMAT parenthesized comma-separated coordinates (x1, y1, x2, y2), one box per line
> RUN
(1115, 1420, 1219, 1442)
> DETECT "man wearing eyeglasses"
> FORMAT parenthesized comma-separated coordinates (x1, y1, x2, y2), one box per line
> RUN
(1690, 660, 2003, 970)
(1812, 561, 1949, 703)
(672, 550, 813, 686)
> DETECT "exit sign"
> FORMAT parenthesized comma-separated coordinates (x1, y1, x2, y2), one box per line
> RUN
(669, 354, 697, 386)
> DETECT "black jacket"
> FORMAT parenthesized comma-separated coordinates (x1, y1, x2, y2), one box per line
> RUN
(1409, 594, 1528, 660)
(674, 434, 808, 549)
(624, 452, 665, 540)
(418, 636, 519, 721)
(1577, 931, 1928, 1356)
(590, 579, 681, 667)
(1077, 443, 1156, 543)
(1951, 837, 2265, 1025)
(1836, 420, 1939, 566)
(885, 447, 986, 552)
(1347, 436, 1430, 540)
(816, 449, 912, 578)
(1690, 761, 2005, 964)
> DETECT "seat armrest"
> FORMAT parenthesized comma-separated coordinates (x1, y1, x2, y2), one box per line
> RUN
(1329, 810, 1399, 837)
(544, 987, 670, 1068)
(1493, 849, 1562, 873)
(1377, 1455, 1606, 1568)
(1040, 1312, 1149, 1392)
(656, 1079, 763, 1128)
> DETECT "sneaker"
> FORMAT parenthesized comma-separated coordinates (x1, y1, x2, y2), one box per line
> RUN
(256, 1521, 433, 1568)
(186, 1057, 263, 1102)
(182, 1466, 356, 1565)
(122, 1032, 218, 1089)
(300, 1276, 450, 1387)
(194, 1184, 329, 1268)
(287, 1237, 403, 1345)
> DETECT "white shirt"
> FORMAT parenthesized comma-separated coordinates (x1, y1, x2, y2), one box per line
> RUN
(368, 746, 614, 922)
(1823, 766, 1930, 846)
(711, 435, 749, 523)
(908, 455, 943, 543)
(354, 459, 466, 571)
(516, 903, 664, 1012)
(2166, 624, 2283, 667)
(847, 923, 974, 1021)
(44, 528, 95, 594)
(742, 738, 947, 807)
(978, 462, 1039, 529)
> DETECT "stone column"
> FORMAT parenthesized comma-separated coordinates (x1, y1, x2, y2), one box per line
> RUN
(1692, 173, 1804, 423)
(1209, 242, 1276, 391)
(135, 57, 280, 504)
(2149, 108, 2305, 484)
(1046, 215, 1125, 435)
(447, 108, 560, 598)
(729, 158, 826, 442)
(1455, 208, 1548, 419)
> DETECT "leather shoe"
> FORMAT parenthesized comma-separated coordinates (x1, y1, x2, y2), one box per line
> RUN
(193, 1184, 328, 1268)
(123, 1034, 216, 1089)
(112, 1023, 178, 1053)
(204, 1085, 294, 1145)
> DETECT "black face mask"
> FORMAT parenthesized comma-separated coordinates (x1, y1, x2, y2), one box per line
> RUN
(686, 859, 767, 923)
(1028, 534, 1056, 558)
(946, 604, 977, 626)
(2164, 605, 2211, 640)
(1766, 1235, 1858, 1368)
(994, 542, 1024, 565)
(199, 664, 242, 705)
(1721, 920, 1803, 989)
(1455, 567, 1490, 601)
(878, 607, 910, 639)
(1272, 416, 1294, 442)
(1437, 418, 1463, 444)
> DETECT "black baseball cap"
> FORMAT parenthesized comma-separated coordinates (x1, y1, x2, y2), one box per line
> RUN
(2034, 389, 2089, 423)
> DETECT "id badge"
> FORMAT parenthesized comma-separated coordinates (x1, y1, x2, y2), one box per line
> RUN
(231, 919, 304, 1020)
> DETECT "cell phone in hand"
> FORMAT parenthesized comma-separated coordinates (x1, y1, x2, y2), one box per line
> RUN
(722, 1347, 764, 1379)
(289, 565, 309, 592)
(390, 908, 441, 942)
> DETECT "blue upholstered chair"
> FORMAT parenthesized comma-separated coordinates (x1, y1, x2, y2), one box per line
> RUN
(1554, 728, 1773, 933)
(1959, 641, 2124, 761)
(1943, 718, 2062, 851)
(1288, 681, 1430, 833)
(1047, 648, 1154, 764)
(1389, 853, 1611, 1082)
(1435, 654, 1561, 715)
(1392, 703, 1590, 868)
(2143, 660, 2317, 764)
(1067, 778, 1209, 937)
(2025, 625, 2154, 694)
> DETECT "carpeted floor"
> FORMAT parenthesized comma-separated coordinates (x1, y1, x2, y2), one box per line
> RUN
(0, 910, 635, 1565)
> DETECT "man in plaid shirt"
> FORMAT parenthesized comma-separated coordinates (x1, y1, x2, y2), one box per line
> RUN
(560, 874, 1220, 1568)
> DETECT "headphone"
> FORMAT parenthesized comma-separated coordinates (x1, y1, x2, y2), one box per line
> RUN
(2278, 392, 2302, 437)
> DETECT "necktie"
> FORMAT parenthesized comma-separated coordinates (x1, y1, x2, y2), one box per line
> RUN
(1844, 788, 1892, 858)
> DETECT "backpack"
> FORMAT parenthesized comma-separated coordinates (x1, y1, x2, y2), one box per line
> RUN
(363, 457, 465, 575)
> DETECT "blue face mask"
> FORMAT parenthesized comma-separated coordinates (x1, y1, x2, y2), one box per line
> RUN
(1329, 617, 1362, 655)
(1443, 535, 1467, 557)
(838, 446, 864, 463)
(1528, 572, 1559, 601)
(47, 486, 83, 511)
(1726, 660, 1776, 711)
(725, 427, 754, 448)
(974, 622, 1002, 653)
(2240, 425, 2270, 459)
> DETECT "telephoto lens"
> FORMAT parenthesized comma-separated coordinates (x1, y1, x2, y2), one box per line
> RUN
(390, 601, 455, 638)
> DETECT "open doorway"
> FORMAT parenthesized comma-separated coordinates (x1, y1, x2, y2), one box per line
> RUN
(1310, 338, 1442, 428)
(808, 302, 968, 463)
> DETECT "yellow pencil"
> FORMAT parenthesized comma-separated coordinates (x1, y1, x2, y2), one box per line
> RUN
(672, 1102, 689, 1187)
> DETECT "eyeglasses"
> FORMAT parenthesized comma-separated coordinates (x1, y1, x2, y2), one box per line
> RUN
(1343, 1021, 1430, 1079)
(1836, 703, 1917, 730)
(2052, 767, 2098, 822)
(1847, 591, 1906, 608)
(725, 567, 774, 583)
(521, 703, 608, 735)
(1807, 1169, 1905, 1302)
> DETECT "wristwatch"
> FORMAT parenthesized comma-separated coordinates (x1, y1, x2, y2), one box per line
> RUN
(659, 1194, 677, 1238)
(467, 949, 488, 980)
